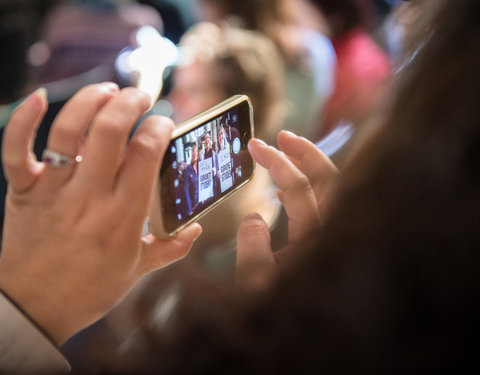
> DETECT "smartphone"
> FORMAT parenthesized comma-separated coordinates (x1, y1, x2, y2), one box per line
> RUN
(148, 95, 255, 238)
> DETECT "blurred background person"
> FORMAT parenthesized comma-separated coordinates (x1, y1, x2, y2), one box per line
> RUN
(183, 142, 200, 216)
(202, 132, 213, 160)
(310, 0, 392, 140)
(30, 0, 163, 85)
(382, 0, 428, 69)
(167, 22, 285, 142)
(194, 0, 337, 141)
(136, 0, 195, 44)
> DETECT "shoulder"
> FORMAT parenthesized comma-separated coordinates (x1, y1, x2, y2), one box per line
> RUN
(334, 29, 391, 84)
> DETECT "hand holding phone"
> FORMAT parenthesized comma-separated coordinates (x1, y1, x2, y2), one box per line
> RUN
(149, 95, 255, 238)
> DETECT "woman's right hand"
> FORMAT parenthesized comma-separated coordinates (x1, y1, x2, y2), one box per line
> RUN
(235, 131, 338, 290)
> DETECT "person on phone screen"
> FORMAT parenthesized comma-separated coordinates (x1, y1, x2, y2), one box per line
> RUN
(202, 132, 218, 195)
(214, 125, 234, 195)
(203, 132, 214, 160)
(197, 132, 215, 203)
(183, 143, 200, 215)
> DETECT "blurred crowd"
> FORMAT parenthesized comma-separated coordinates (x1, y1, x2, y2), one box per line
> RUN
(2, 0, 478, 373)
(0, 0, 408, 136)
(0, 0, 409, 244)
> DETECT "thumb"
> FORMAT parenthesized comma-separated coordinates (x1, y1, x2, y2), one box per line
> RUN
(236, 213, 277, 291)
(138, 223, 202, 275)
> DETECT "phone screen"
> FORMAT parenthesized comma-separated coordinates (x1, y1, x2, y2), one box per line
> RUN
(159, 100, 254, 233)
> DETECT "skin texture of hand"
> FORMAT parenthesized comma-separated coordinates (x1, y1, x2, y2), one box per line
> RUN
(0, 84, 202, 345)
(236, 131, 338, 291)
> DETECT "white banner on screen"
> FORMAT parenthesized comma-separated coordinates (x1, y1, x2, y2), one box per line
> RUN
(198, 157, 213, 202)
(217, 148, 233, 193)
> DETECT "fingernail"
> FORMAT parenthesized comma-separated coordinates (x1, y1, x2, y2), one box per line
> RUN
(245, 212, 263, 221)
(281, 130, 297, 138)
(20, 88, 47, 108)
(253, 138, 267, 146)
(101, 82, 119, 92)
(161, 116, 175, 131)
(248, 138, 267, 151)
(26, 87, 47, 102)
(192, 223, 203, 241)
(34, 87, 48, 101)
(138, 89, 155, 110)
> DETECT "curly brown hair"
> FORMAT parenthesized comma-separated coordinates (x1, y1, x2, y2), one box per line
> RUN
(179, 22, 286, 140)
(198, 0, 307, 64)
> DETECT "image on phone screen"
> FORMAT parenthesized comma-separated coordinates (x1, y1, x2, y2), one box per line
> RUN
(159, 100, 254, 234)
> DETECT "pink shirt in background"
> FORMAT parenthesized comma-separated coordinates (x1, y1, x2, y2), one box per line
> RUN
(318, 28, 391, 139)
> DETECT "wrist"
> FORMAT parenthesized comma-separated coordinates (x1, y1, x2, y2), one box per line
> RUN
(0, 266, 71, 345)
(0, 287, 56, 342)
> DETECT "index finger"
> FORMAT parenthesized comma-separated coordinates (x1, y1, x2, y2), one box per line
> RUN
(277, 131, 338, 189)
(75, 88, 151, 192)
(248, 138, 320, 243)
(277, 131, 338, 213)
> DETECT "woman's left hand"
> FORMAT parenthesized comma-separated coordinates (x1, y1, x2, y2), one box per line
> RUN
(0, 85, 201, 344)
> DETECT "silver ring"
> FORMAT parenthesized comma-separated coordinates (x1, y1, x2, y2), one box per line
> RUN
(42, 149, 82, 168)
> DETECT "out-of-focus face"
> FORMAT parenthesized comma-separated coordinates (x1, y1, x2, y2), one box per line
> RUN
(168, 60, 225, 123)
(196, 0, 225, 24)
(205, 133, 212, 151)
(218, 128, 225, 150)
(191, 145, 198, 163)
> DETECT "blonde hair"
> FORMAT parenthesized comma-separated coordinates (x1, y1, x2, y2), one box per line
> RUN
(179, 22, 286, 141)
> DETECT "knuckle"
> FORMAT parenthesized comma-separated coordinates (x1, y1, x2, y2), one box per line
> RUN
(77, 84, 112, 103)
(239, 219, 269, 239)
(78, 83, 101, 96)
(148, 115, 174, 131)
(94, 114, 125, 138)
(58, 85, 114, 120)
(131, 132, 159, 156)
(291, 174, 311, 193)
(119, 87, 151, 109)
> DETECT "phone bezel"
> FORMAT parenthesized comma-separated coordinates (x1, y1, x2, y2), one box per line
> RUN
(148, 94, 255, 238)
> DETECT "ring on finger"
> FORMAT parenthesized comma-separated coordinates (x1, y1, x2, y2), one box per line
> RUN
(42, 149, 82, 168)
